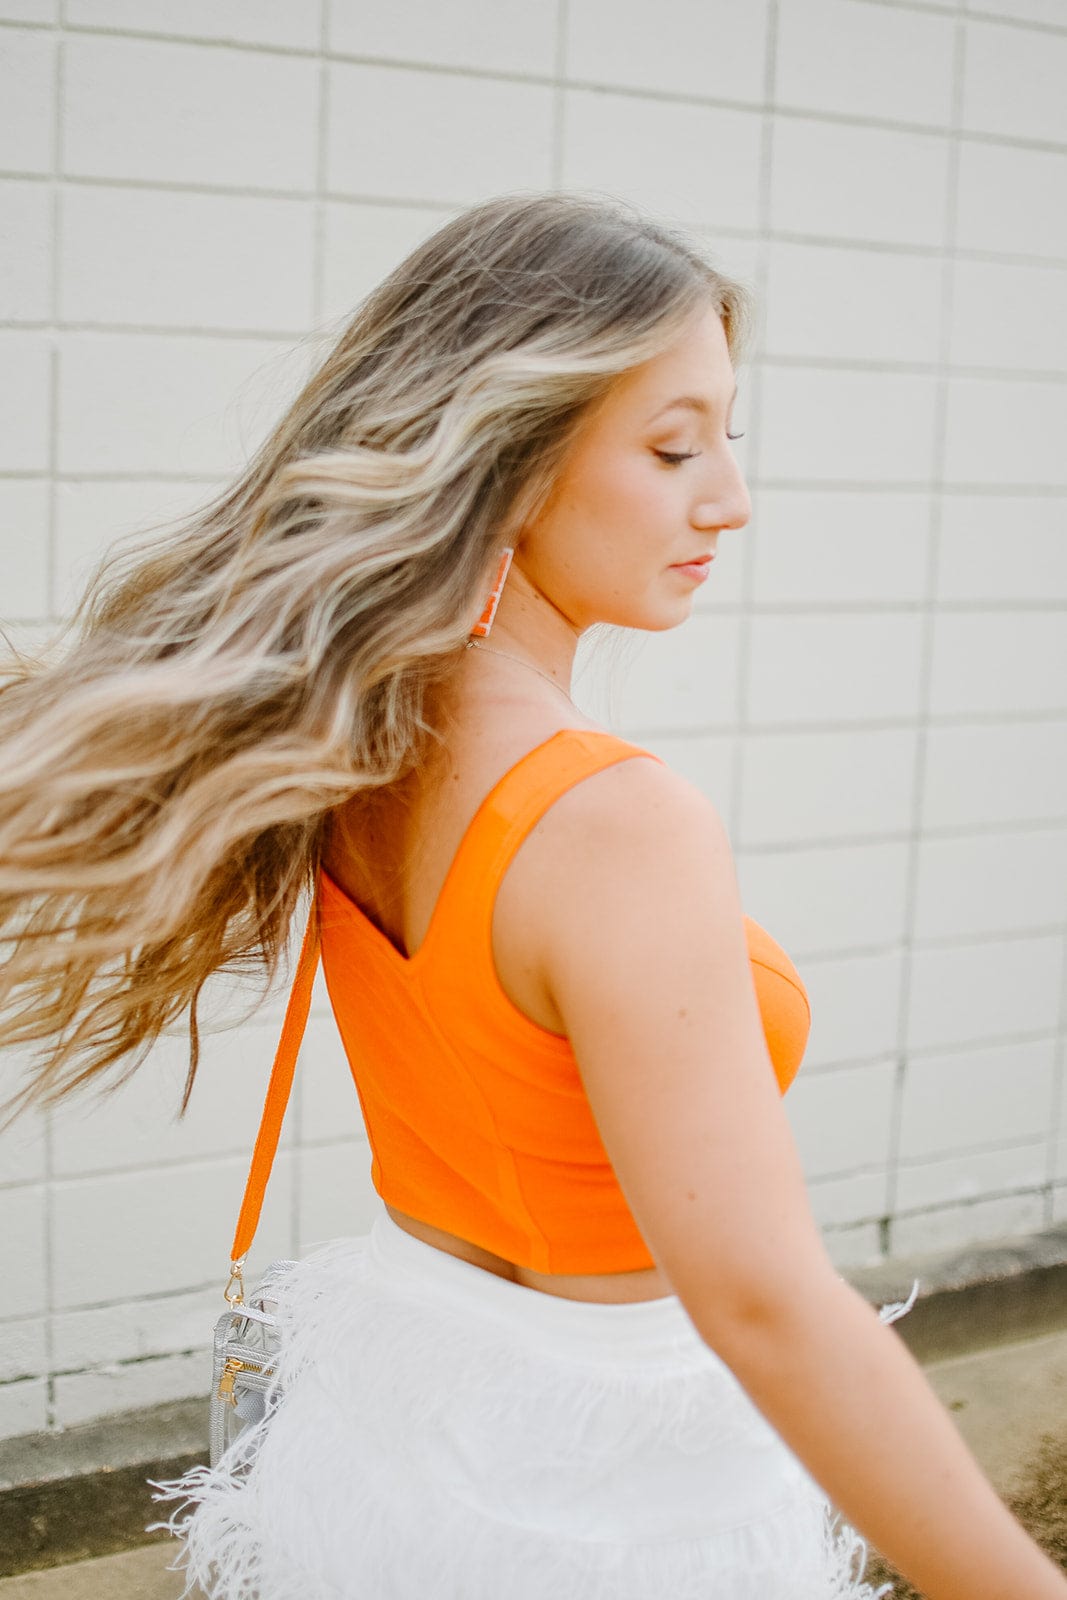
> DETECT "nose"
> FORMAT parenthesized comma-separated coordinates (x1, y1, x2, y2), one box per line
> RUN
(692, 449, 751, 534)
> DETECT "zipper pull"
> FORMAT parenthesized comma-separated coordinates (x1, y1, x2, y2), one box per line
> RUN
(217, 1356, 244, 1406)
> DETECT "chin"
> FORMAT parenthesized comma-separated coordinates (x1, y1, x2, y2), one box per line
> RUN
(619, 593, 696, 632)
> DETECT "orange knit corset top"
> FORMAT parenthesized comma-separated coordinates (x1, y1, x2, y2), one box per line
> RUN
(309, 729, 811, 1277)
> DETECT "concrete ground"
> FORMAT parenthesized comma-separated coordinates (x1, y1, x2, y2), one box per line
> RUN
(2, 1326, 1065, 1600)
(863, 1323, 1067, 1596)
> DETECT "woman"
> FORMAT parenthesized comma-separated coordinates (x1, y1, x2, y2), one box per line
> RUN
(1, 191, 1063, 1600)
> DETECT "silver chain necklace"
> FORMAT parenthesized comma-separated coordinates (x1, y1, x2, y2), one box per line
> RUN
(465, 637, 577, 707)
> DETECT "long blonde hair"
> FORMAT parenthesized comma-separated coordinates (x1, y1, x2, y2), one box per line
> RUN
(0, 190, 755, 1123)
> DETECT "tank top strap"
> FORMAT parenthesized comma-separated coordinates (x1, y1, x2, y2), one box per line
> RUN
(433, 728, 663, 938)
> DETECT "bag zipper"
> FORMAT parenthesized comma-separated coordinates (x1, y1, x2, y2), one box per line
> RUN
(217, 1355, 274, 1405)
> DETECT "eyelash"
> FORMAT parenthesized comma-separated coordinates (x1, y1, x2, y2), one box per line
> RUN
(654, 436, 744, 465)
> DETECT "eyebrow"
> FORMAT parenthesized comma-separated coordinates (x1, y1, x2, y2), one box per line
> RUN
(650, 385, 738, 421)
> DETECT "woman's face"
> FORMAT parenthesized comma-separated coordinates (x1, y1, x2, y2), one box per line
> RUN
(514, 301, 751, 633)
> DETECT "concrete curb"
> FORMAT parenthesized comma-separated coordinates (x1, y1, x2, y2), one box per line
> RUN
(0, 1399, 205, 1578)
(3, 1223, 1067, 1575)
(848, 1221, 1067, 1363)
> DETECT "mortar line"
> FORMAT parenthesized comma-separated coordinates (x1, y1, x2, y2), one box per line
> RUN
(727, 0, 778, 852)
(37, 0, 68, 1438)
(883, 7, 967, 1253)
(1042, 914, 1067, 1223)
(551, 0, 567, 190)
(282, 0, 333, 1264)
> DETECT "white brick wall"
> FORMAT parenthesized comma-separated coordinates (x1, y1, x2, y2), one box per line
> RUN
(0, 0, 1064, 1440)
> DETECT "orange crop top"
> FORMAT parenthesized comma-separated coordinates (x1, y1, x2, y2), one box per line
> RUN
(306, 728, 811, 1277)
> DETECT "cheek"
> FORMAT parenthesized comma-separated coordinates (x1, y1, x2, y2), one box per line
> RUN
(523, 451, 675, 601)
(578, 452, 670, 550)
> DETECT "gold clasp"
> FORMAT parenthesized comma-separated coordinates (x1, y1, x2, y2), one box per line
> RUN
(218, 1356, 244, 1406)
(224, 1260, 245, 1306)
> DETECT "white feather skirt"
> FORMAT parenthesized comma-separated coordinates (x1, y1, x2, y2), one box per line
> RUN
(150, 1207, 905, 1599)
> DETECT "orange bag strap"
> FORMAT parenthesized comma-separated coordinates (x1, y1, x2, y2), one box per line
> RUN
(223, 887, 321, 1306)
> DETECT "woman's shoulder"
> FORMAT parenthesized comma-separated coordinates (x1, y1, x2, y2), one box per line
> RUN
(442, 705, 730, 864)
(536, 736, 729, 864)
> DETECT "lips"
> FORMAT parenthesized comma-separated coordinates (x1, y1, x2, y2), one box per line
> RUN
(671, 554, 714, 567)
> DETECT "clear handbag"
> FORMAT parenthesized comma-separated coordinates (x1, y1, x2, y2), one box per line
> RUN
(207, 893, 321, 1468)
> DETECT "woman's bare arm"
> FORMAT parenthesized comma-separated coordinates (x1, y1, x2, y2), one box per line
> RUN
(527, 757, 1067, 1600)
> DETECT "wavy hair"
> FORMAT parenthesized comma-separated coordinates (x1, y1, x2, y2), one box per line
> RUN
(0, 189, 755, 1123)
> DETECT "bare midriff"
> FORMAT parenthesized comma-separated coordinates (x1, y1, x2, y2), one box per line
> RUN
(384, 1203, 674, 1304)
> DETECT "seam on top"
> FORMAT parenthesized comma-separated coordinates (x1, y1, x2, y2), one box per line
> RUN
(747, 951, 813, 1023)
(411, 963, 554, 1269)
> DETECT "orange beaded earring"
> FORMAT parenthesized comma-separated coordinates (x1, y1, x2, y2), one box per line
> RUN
(468, 547, 514, 639)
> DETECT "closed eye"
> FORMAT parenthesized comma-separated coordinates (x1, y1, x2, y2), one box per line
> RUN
(654, 437, 744, 466)
(654, 450, 696, 465)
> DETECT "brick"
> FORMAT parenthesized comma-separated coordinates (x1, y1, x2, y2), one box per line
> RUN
(898, 1036, 1055, 1161)
(64, 0, 322, 50)
(929, 612, 1066, 717)
(61, 33, 318, 190)
(609, 612, 740, 736)
(0, 478, 48, 618)
(50, 1155, 295, 1309)
(895, 1141, 1047, 1213)
(0, 27, 54, 173)
(320, 201, 455, 328)
(0, 332, 50, 472)
(739, 726, 917, 846)
(52, 1286, 217, 1370)
(60, 184, 315, 331)
(823, 1221, 884, 1271)
(326, 60, 553, 203)
(49, 1017, 301, 1179)
(962, 15, 1067, 144)
(0, 177, 51, 321)
(957, 141, 1067, 260)
(975, 0, 1064, 20)
(752, 488, 931, 606)
(921, 718, 1067, 829)
(777, 0, 955, 127)
(800, 953, 904, 1069)
(914, 826, 1067, 942)
(764, 241, 942, 367)
(52, 1349, 208, 1431)
(769, 117, 949, 248)
(807, 1169, 887, 1230)
(562, 91, 760, 231)
(0, 1187, 46, 1318)
(938, 494, 1067, 603)
(760, 366, 938, 484)
(0, 1096, 47, 1187)
(906, 933, 1062, 1052)
(330, 0, 556, 76)
(950, 260, 1067, 375)
(57, 330, 305, 477)
(747, 612, 925, 726)
(0, 3, 57, 21)
(891, 1191, 1046, 1256)
(784, 1058, 896, 1179)
(565, 0, 765, 102)
(0, 1377, 47, 1441)
(0, 1316, 46, 1383)
(944, 375, 1067, 487)
(740, 837, 910, 954)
